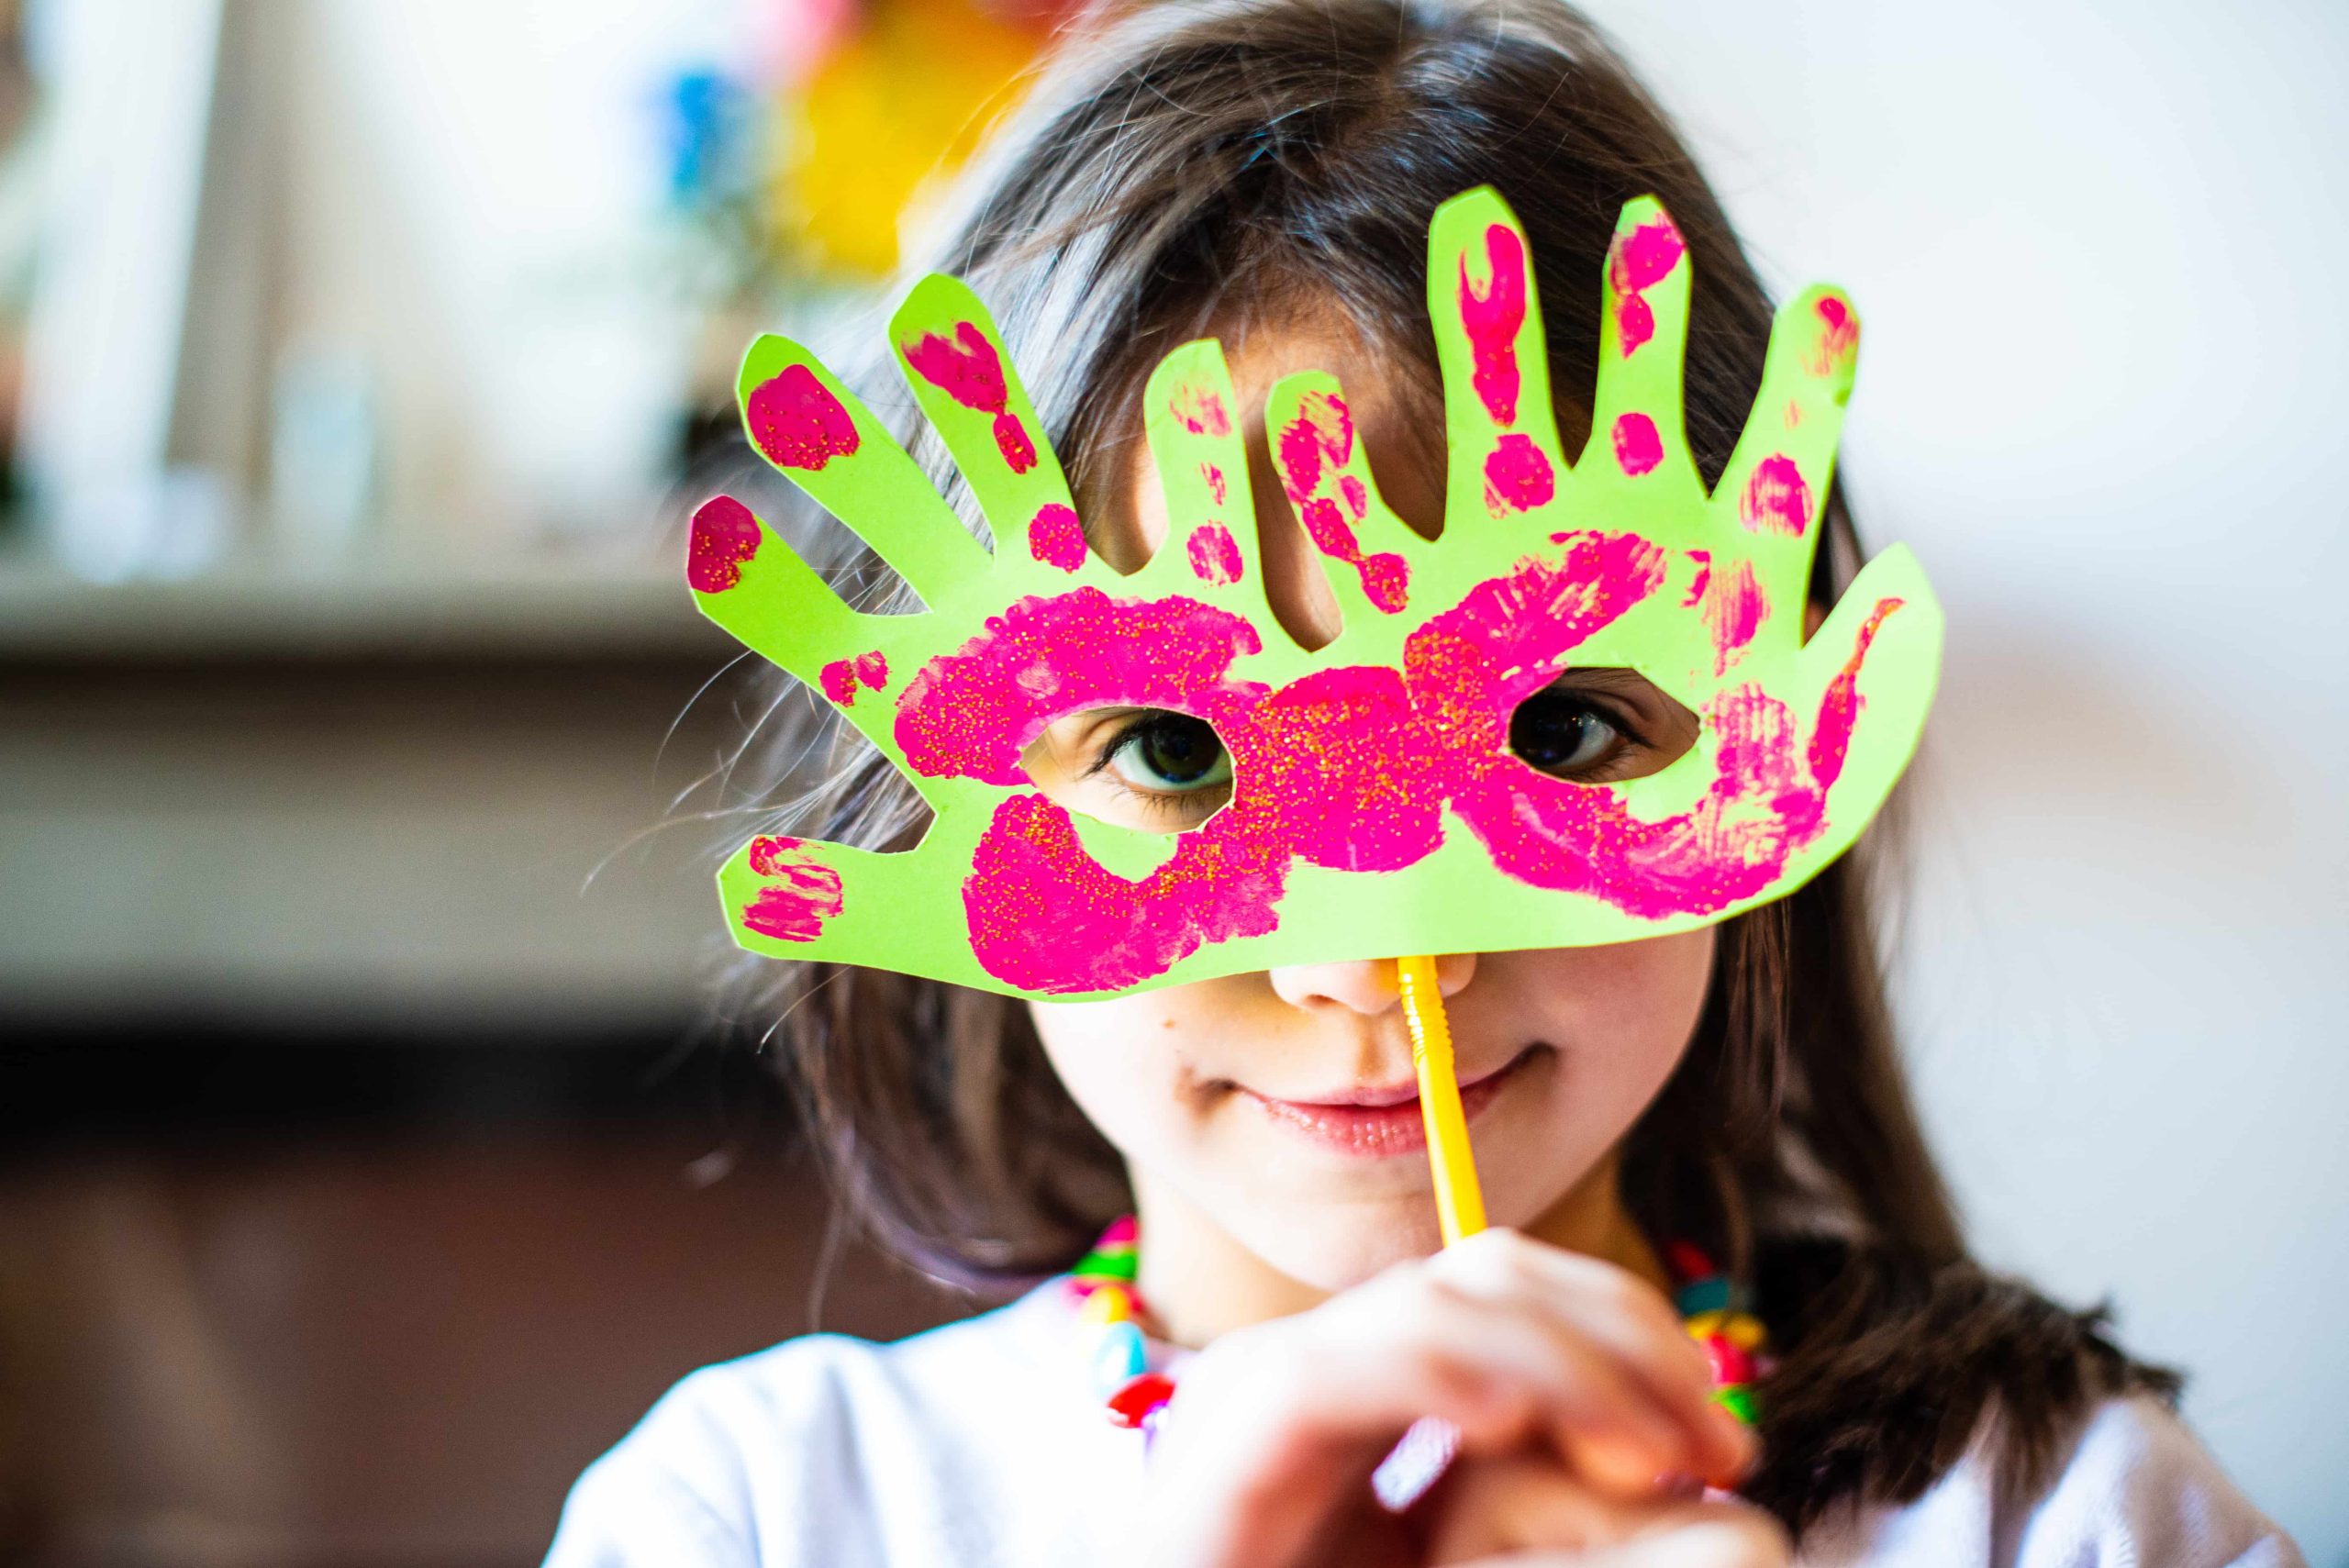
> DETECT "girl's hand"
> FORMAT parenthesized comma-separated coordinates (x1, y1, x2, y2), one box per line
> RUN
(1135, 1228, 1755, 1568)
(1424, 1453, 1789, 1568)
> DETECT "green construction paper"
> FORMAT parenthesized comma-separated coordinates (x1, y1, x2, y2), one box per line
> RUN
(686, 186, 1943, 1000)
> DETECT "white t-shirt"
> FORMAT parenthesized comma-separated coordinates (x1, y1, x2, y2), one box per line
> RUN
(543, 1284, 2302, 1568)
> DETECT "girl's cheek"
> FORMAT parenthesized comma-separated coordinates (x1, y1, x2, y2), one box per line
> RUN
(1027, 993, 1210, 1158)
(1480, 930, 1713, 1106)
(1489, 929, 1710, 1028)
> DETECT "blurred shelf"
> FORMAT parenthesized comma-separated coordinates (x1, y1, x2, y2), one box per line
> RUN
(0, 555, 734, 662)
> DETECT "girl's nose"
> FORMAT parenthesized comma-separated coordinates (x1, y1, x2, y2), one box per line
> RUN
(1266, 952, 1478, 1015)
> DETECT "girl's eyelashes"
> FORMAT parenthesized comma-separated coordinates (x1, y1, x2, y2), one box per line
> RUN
(1509, 687, 1631, 776)
(1091, 711, 1233, 811)
(1507, 673, 1695, 784)
(1019, 708, 1233, 833)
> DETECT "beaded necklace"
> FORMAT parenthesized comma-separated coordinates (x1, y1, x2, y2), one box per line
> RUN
(1064, 1218, 1771, 1450)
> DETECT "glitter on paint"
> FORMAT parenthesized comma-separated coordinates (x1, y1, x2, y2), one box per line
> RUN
(687, 495, 763, 593)
(903, 320, 1039, 473)
(1029, 503, 1086, 573)
(818, 650, 893, 706)
(1484, 433, 1556, 516)
(747, 365, 860, 471)
(890, 530, 1898, 991)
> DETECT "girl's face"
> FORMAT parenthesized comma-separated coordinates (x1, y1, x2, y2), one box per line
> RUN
(1023, 319, 1714, 1293)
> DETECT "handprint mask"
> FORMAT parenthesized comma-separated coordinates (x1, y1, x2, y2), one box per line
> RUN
(689, 188, 1942, 1000)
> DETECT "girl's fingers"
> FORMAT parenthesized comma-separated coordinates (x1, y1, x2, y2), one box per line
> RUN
(1139, 1299, 1553, 1568)
(1309, 1263, 1702, 1486)
(1163, 1248, 1717, 1503)
(1140, 1230, 1766, 1567)
(1431, 1471, 1789, 1568)
(1431, 1230, 1755, 1489)
(1424, 1453, 1627, 1562)
(1549, 1505, 1790, 1568)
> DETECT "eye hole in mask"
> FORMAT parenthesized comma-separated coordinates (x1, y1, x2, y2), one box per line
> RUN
(1024, 706, 1237, 835)
(1507, 670, 1699, 786)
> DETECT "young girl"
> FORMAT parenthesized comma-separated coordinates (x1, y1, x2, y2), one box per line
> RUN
(549, 2, 2300, 1563)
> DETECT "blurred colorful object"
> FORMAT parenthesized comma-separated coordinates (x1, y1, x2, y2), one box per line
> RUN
(666, 0, 1085, 284)
(779, 0, 1083, 274)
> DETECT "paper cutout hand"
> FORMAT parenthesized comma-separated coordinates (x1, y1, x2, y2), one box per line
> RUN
(688, 188, 1940, 999)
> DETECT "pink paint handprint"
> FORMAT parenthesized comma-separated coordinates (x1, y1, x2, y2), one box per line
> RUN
(685, 187, 1941, 998)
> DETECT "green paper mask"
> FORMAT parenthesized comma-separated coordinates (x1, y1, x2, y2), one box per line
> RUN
(686, 187, 1941, 1000)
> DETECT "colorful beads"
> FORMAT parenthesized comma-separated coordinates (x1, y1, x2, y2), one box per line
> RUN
(1073, 1219, 1161, 1418)
(1074, 1216, 1140, 1284)
(1075, 1247, 1139, 1282)
(1071, 1218, 1774, 1457)
(1077, 1284, 1133, 1327)
(1093, 1319, 1148, 1388)
(1664, 1240, 1719, 1281)
(1674, 1275, 1732, 1317)
(1664, 1248, 1770, 1431)
(1698, 1332, 1758, 1386)
(1685, 1308, 1769, 1351)
(1106, 1372, 1177, 1429)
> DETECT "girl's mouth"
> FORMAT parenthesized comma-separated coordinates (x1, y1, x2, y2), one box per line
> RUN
(1241, 1044, 1544, 1158)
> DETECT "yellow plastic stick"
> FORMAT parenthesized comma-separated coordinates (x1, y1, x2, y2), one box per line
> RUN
(1397, 955, 1486, 1245)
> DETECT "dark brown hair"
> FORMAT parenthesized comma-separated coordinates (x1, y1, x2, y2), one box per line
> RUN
(713, 0, 2176, 1536)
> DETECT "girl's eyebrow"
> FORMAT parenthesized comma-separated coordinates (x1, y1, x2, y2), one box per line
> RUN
(1553, 667, 1662, 694)
(1025, 706, 1151, 766)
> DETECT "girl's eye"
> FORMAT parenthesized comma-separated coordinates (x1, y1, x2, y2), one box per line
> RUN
(1508, 688, 1628, 777)
(1106, 713, 1232, 794)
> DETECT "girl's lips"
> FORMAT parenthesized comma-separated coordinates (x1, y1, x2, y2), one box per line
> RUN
(1241, 1045, 1542, 1158)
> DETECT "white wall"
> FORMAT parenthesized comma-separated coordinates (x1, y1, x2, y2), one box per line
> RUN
(1574, 0, 2347, 1554)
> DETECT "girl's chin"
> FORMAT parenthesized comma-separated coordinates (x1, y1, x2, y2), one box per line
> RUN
(1221, 1198, 1454, 1289)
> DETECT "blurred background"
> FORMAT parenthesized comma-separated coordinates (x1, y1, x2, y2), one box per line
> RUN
(0, 0, 2341, 1564)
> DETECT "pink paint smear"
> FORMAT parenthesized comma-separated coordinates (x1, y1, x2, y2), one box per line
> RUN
(1028, 502, 1085, 573)
(903, 321, 1038, 474)
(748, 365, 860, 472)
(1611, 413, 1663, 478)
(741, 836, 846, 942)
(1682, 552, 1767, 675)
(687, 495, 762, 593)
(1809, 295, 1859, 377)
(1187, 522, 1243, 586)
(1457, 223, 1528, 426)
(1171, 384, 1232, 438)
(819, 650, 891, 706)
(1484, 432, 1555, 517)
(1277, 393, 1408, 613)
(887, 518, 1905, 993)
(1740, 453, 1811, 538)
(1608, 219, 1685, 359)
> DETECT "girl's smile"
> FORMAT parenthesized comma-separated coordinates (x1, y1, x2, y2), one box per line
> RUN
(1235, 1039, 1547, 1158)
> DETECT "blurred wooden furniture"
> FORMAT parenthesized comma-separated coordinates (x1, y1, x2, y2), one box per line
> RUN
(0, 1029, 968, 1568)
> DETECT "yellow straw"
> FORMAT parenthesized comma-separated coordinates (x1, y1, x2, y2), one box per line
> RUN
(1396, 955, 1486, 1245)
